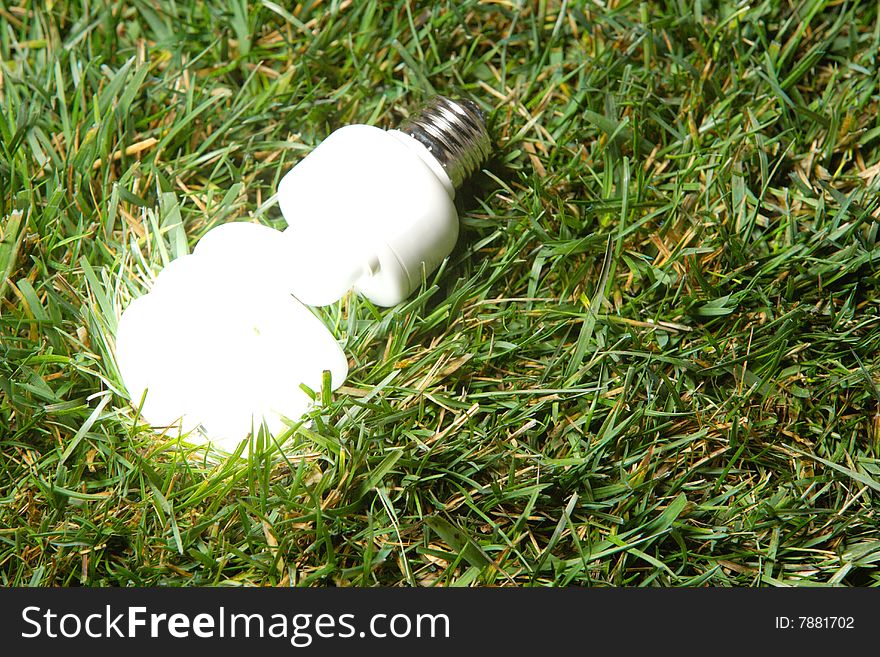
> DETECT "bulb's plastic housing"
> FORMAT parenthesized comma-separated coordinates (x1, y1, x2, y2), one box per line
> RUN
(278, 124, 459, 307)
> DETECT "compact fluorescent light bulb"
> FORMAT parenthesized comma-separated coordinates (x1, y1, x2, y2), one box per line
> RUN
(114, 96, 489, 450)
(278, 96, 491, 307)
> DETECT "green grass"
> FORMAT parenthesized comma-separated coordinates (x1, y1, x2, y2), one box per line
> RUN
(1, 0, 880, 587)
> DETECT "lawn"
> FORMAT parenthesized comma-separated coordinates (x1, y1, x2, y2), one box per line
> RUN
(1, 0, 879, 587)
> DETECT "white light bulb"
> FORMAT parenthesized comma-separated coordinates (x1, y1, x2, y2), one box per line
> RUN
(114, 96, 490, 450)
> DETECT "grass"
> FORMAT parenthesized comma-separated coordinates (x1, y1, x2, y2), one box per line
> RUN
(1, 0, 879, 587)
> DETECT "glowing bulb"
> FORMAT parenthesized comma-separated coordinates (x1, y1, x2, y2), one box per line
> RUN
(114, 225, 348, 451)
(113, 96, 490, 450)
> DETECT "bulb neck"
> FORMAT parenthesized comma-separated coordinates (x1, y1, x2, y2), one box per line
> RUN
(398, 96, 490, 190)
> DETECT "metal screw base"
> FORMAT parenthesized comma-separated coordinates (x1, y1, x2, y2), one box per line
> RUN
(399, 96, 491, 189)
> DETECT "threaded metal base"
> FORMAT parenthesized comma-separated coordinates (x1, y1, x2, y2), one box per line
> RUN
(399, 96, 490, 189)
